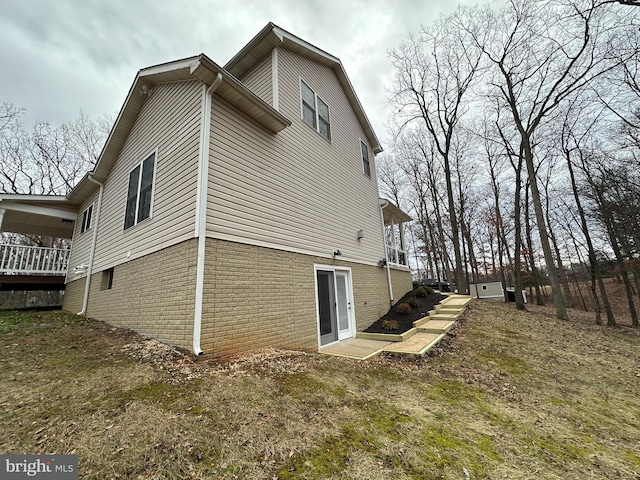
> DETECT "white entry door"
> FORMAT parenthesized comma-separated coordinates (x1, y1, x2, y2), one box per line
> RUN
(316, 267, 354, 347)
(335, 271, 352, 341)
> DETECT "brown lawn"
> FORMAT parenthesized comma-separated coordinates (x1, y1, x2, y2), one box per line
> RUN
(1, 287, 639, 479)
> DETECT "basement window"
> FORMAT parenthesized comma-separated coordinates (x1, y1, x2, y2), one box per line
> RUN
(100, 268, 114, 291)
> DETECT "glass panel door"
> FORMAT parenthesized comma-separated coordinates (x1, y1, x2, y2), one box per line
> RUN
(317, 270, 337, 346)
(335, 272, 351, 340)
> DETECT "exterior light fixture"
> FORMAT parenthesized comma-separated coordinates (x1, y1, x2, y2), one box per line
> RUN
(333, 250, 342, 257)
(73, 264, 88, 276)
(356, 229, 364, 240)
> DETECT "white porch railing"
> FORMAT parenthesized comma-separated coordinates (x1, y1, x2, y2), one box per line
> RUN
(0, 244, 70, 275)
(386, 244, 407, 267)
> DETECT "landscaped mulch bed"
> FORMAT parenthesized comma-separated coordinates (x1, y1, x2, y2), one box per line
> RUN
(364, 288, 447, 334)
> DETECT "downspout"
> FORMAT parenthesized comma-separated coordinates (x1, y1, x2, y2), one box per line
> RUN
(193, 72, 222, 357)
(77, 175, 103, 316)
(379, 200, 394, 306)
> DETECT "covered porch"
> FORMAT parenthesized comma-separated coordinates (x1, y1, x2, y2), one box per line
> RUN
(0, 194, 77, 290)
(379, 199, 412, 268)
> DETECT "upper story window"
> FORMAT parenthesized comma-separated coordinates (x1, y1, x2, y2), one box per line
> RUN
(80, 204, 93, 233)
(300, 79, 331, 142)
(124, 151, 156, 230)
(361, 141, 371, 177)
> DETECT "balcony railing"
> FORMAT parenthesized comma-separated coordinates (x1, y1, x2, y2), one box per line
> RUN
(0, 244, 70, 275)
(386, 244, 407, 267)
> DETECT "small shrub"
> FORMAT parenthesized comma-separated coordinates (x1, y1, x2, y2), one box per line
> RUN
(407, 296, 419, 308)
(381, 319, 399, 331)
(396, 303, 412, 315)
(412, 280, 420, 289)
(414, 285, 435, 296)
(414, 286, 428, 298)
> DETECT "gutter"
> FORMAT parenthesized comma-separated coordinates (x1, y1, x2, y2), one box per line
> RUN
(77, 175, 103, 316)
(379, 199, 394, 306)
(192, 73, 222, 357)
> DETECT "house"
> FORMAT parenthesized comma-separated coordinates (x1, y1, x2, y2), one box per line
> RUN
(0, 23, 412, 358)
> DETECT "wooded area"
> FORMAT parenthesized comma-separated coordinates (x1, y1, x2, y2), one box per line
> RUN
(381, 0, 640, 325)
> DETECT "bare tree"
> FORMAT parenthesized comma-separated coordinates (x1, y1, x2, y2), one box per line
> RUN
(559, 96, 617, 325)
(462, 0, 638, 320)
(0, 105, 111, 196)
(581, 154, 639, 326)
(389, 9, 486, 294)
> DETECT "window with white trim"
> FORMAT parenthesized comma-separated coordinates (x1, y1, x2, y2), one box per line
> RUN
(361, 141, 371, 177)
(300, 79, 331, 141)
(124, 152, 156, 230)
(80, 204, 93, 233)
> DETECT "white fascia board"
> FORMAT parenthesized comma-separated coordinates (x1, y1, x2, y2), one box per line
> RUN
(139, 57, 201, 78)
(0, 202, 77, 220)
(273, 27, 340, 65)
(0, 194, 68, 202)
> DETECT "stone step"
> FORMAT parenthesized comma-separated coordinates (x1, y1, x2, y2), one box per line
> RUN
(417, 319, 455, 334)
(435, 304, 466, 314)
(413, 316, 431, 328)
(429, 313, 459, 321)
(429, 308, 464, 318)
(383, 332, 446, 356)
(441, 295, 472, 307)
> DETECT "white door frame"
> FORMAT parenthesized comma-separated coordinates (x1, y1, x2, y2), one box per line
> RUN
(314, 264, 356, 348)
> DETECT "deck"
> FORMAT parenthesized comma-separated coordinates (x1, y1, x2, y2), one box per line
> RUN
(0, 244, 69, 290)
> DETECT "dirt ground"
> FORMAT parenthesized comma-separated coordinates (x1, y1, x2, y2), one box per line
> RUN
(529, 276, 639, 326)
(1, 293, 639, 479)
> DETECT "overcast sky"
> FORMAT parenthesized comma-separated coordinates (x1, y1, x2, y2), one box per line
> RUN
(0, 0, 477, 148)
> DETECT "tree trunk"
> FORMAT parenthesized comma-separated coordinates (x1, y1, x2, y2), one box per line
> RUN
(566, 150, 615, 325)
(443, 153, 467, 294)
(513, 153, 526, 310)
(522, 136, 568, 320)
(524, 185, 544, 306)
(601, 212, 638, 326)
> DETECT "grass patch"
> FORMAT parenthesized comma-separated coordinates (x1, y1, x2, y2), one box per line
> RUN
(1, 305, 640, 479)
(477, 350, 533, 375)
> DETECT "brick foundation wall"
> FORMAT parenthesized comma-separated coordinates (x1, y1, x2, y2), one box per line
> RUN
(390, 267, 413, 303)
(62, 278, 85, 313)
(63, 239, 198, 350)
(63, 237, 412, 358)
(200, 238, 412, 358)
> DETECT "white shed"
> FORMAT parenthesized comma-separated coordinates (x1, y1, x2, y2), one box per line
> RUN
(469, 281, 505, 300)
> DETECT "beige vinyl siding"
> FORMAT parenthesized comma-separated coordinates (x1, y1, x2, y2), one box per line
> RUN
(65, 190, 98, 283)
(91, 80, 202, 273)
(237, 53, 273, 106)
(206, 49, 385, 266)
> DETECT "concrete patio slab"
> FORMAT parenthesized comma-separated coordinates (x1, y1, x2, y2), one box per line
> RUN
(319, 337, 392, 360)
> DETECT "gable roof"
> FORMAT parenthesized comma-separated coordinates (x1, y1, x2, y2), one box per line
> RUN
(5, 22, 381, 218)
(67, 53, 291, 205)
(225, 22, 383, 155)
